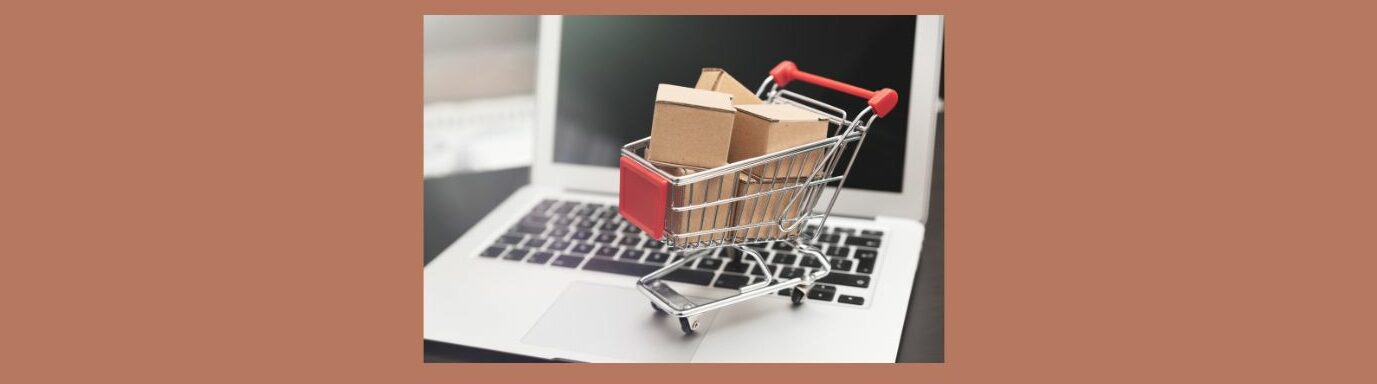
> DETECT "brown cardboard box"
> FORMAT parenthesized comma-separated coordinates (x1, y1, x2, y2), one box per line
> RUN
(732, 173, 812, 241)
(651, 160, 738, 246)
(646, 84, 736, 169)
(695, 68, 763, 105)
(728, 104, 830, 179)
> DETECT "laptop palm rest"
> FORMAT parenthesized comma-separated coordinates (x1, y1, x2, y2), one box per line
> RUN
(521, 282, 718, 362)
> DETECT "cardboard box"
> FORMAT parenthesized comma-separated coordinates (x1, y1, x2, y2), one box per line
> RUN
(732, 173, 813, 241)
(728, 104, 830, 178)
(695, 68, 763, 105)
(646, 84, 737, 169)
(651, 160, 738, 245)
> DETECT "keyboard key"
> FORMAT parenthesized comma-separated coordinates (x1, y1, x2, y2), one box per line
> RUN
(720, 247, 742, 259)
(778, 288, 792, 296)
(527, 213, 553, 222)
(551, 255, 584, 268)
(497, 234, 523, 245)
(769, 253, 797, 265)
(770, 242, 792, 251)
(815, 233, 841, 244)
(582, 258, 659, 277)
(645, 240, 664, 249)
(853, 248, 877, 260)
(807, 288, 835, 301)
(834, 227, 855, 235)
(663, 268, 714, 286)
(621, 225, 640, 234)
(618, 236, 642, 247)
(829, 258, 854, 271)
(645, 252, 671, 264)
(569, 243, 596, 255)
(575, 220, 596, 229)
(552, 203, 574, 215)
(599, 221, 621, 231)
(594, 233, 618, 244)
(621, 249, 644, 259)
(549, 228, 571, 238)
(503, 248, 530, 261)
(479, 246, 505, 258)
(595, 246, 620, 258)
(844, 236, 882, 248)
(824, 246, 849, 258)
(695, 257, 723, 271)
(524, 238, 547, 248)
(856, 258, 875, 274)
(713, 273, 751, 289)
(512, 222, 546, 235)
(751, 263, 776, 277)
(838, 295, 865, 305)
(553, 217, 575, 226)
(527, 251, 555, 264)
(817, 271, 870, 288)
(571, 230, 593, 240)
(723, 260, 752, 274)
(778, 266, 804, 279)
(861, 229, 884, 237)
(546, 239, 571, 251)
(800, 256, 823, 268)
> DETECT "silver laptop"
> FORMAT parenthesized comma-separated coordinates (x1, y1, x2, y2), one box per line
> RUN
(424, 15, 943, 363)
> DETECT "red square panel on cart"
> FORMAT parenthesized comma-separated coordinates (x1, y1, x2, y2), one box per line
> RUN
(619, 156, 668, 240)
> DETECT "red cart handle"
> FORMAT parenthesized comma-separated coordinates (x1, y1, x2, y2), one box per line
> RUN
(769, 60, 900, 118)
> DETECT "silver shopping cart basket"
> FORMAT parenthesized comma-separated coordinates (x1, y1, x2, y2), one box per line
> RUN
(619, 60, 899, 333)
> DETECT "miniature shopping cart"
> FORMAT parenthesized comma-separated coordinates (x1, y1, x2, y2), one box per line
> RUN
(619, 61, 900, 334)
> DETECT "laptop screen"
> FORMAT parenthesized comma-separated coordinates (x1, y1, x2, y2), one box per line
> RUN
(553, 16, 915, 193)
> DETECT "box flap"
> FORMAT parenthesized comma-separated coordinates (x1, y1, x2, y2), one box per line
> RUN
(655, 84, 734, 113)
(695, 68, 764, 105)
(734, 104, 828, 123)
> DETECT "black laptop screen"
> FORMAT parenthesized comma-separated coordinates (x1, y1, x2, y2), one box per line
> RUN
(553, 16, 915, 193)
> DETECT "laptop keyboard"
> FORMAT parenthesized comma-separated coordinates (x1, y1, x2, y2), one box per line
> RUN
(477, 199, 884, 306)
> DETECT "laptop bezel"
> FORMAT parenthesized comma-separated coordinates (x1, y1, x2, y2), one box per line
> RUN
(532, 15, 943, 223)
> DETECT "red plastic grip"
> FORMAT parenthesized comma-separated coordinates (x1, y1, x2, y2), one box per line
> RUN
(769, 60, 900, 118)
(618, 156, 668, 240)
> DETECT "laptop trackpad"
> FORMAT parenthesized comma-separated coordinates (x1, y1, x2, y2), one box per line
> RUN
(521, 282, 717, 362)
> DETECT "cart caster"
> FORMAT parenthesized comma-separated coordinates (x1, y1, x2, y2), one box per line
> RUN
(651, 302, 666, 315)
(679, 316, 700, 334)
(790, 286, 807, 304)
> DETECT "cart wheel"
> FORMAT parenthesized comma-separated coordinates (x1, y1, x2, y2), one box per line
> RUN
(790, 287, 807, 304)
(651, 302, 666, 315)
(679, 317, 699, 334)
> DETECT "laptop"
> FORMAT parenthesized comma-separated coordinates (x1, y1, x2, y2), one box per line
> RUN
(424, 15, 943, 363)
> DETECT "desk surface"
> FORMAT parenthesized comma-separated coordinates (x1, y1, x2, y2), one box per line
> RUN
(423, 120, 943, 362)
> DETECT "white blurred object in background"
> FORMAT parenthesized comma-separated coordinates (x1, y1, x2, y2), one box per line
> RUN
(423, 15, 539, 177)
(424, 95, 535, 177)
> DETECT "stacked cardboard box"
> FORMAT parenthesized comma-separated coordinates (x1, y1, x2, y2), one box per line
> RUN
(643, 70, 830, 244)
(646, 84, 737, 245)
(695, 68, 763, 105)
(727, 104, 829, 240)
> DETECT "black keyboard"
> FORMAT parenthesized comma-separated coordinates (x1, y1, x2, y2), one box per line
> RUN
(477, 198, 885, 306)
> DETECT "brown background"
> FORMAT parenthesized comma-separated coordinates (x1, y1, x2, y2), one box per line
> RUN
(4, 0, 1376, 382)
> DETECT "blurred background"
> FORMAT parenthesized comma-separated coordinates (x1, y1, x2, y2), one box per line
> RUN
(424, 16, 539, 177)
